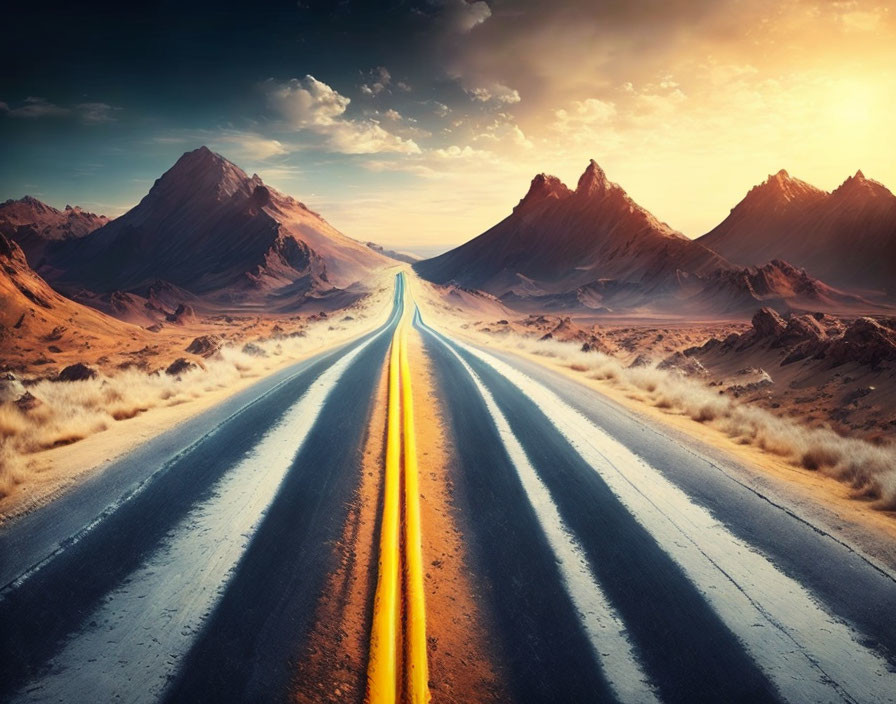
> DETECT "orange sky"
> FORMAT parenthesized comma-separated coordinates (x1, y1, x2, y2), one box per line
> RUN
(280, 0, 896, 251)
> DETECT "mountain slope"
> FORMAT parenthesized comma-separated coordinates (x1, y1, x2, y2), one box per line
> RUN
(0, 232, 138, 360)
(43, 147, 388, 302)
(415, 160, 731, 298)
(0, 197, 109, 267)
(699, 170, 896, 296)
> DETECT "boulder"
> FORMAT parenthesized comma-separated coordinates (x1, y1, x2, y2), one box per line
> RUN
(778, 314, 826, 347)
(165, 358, 197, 376)
(658, 351, 707, 376)
(827, 317, 896, 368)
(241, 342, 268, 357)
(56, 363, 97, 382)
(751, 307, 786, 339)
(185, 335, 222, 357)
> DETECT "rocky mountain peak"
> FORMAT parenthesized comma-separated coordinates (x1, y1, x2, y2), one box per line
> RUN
(514, 173, 572, 212)
(576, 159, 612, 196)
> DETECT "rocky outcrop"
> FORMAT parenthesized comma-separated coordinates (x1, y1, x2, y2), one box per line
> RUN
(0, 196, 109, 266)
(827, 318, 896, 368)
(56, 363, 97, 382)
(751, 307, 786, 339)
(165, 358, 197, 376)
(185, 335, 222, 357)
(692, 308, 896, 371)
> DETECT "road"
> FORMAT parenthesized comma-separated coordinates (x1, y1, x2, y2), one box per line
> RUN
(1, 272, 895, 703)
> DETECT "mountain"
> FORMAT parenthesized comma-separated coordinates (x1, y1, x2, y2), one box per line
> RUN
(699, 170, 896, 297)
(42, 147, 388, 304)
(0, 232, 136, 361)
(0, 196, 109, 267)
(415, 160, 731, 298)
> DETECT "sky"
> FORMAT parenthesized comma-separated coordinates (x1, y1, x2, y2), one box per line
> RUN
(1, 0, 895, 254)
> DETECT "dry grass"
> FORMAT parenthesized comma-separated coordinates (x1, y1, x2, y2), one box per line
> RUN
(0, 282, 394, 500)
(457, 326, 896, 511)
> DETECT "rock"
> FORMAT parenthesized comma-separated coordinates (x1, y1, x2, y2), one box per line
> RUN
(45, 325, 67, 341)
(658, 351, 707, 376)
(828, 317, 896, 368)
(0, 372, 25, 402)
(628, 354, 653, 368)
(146, 323, 163, 333)
(165, 358, 196, 376)
(241, 342, 268, 357)
(166, 303, 197, 325)
(56, 363, 97, 382)
(185, 335, 222, 357)
(751, 307, 786, 339)
(778, 314, 826, 347)
(15, 391, 41, 411)
(47, 345, 62, 353)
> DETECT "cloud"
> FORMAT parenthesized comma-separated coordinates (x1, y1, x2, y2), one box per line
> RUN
(1, 97, 122, 124)
(432, 144, 492, 160)
(77, 102, 120, 124)
(1, 96, 70, 118)
(216, 133, 289, 160)
(324, 119, 421, 155)
(360, 66, 392, 96)
(262, 75, 420, 154)
(263, 75, 349, 127)
(467, 82, 521, 104)
(153, 129, 289, 161)
(438, 0, 492, 33)
(553, 98, 617, 129)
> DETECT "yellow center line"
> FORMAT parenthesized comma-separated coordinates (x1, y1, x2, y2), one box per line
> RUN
(366, 273, 431, 704)
(400, 306, 430, 704)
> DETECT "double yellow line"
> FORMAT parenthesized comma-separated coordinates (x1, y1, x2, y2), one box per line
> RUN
(366, 280, 430, 704)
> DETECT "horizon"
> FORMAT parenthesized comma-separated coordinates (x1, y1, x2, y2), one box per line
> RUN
(2, 1, 895, 249)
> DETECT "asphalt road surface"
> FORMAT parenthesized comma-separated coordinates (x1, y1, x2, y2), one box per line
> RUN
(1, 273, 895, 703)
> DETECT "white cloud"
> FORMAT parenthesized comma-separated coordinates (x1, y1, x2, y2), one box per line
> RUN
(431, 101, 451, 117)
(153, 129, 289, 161)
(325, 119, 421, 155)
(432, 144, 492, 159)
(553, 98, 617, 129)
(468, 83, 521, 104)
(440, 0, 492, 33)
(216, 133, 289, 160)
(263, 75, 349, 127)
(360, 66, 392, 96)
(262, 76, 420, 155)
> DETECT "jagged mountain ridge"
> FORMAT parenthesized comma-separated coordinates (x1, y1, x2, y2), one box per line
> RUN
(416, 160, 878, 316)
(416, 160, 731, 298)
(699, 169, 896, 296)
(0, 196, 109, 267)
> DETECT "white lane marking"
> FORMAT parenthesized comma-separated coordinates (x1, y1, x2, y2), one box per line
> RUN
(428, 328, 660, 704)
(14, 325, 388, 704)
(452, 336, 896, 704)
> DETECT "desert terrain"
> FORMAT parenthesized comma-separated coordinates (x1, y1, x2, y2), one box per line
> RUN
(2, 147, 895, 704)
